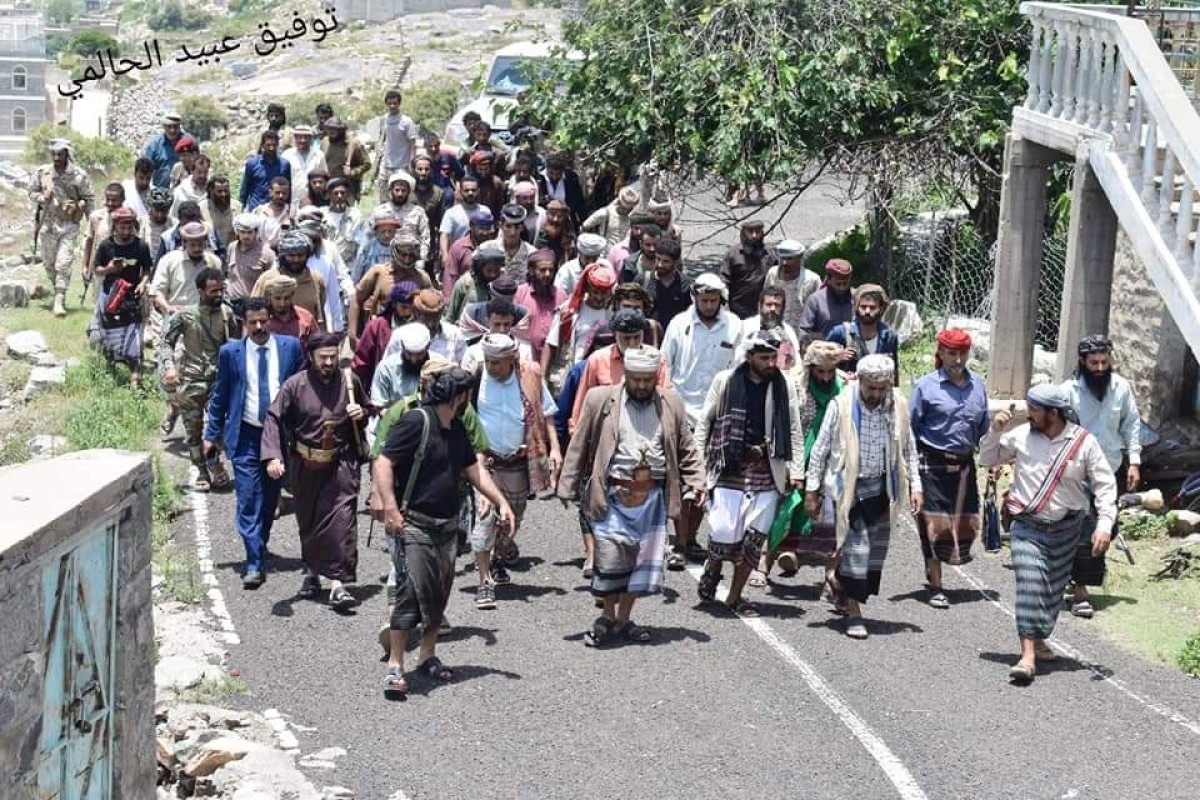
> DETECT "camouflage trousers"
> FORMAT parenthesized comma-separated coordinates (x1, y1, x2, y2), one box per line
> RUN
(175, 385, 211, 470)
(40, 223, 80, 294)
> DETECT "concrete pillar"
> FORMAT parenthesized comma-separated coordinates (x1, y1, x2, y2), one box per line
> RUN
(1055, 153, 1118, 380)
(987, 134, 1059, 398)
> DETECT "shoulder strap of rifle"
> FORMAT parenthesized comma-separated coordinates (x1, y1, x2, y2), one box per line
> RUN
(400, 407, 432, 513)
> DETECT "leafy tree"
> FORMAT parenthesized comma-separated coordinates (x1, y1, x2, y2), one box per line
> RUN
(46, 0, 84, 25)
(148, 0, 213, 32)
(67, 31, 120, 59)
(178, 95, 229, 140)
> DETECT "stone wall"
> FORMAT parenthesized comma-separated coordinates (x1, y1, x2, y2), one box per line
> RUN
(1107, 229, 1198, 429)
(0, 450, 155, 799)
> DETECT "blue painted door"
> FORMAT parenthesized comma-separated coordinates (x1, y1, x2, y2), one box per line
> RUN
(38, 519, 118, 800)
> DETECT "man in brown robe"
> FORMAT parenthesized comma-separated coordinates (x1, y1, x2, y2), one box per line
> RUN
(262, 332, 368, 609)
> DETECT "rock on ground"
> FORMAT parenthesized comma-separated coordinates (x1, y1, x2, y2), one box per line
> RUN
(155, 655, 211, 692)
(21, 364, 66, 400)
(0, 280, 28, 307)
(883, 299, 923, 346)
(5, 329, 48, 361)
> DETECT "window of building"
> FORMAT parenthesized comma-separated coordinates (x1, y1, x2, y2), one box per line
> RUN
(12, 107, 26, 133)
(12, 65, 26, 91)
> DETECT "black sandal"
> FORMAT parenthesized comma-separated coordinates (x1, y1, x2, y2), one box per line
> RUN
(614, 620, 653, 642)
(416, 656, 454, 682)
(697, 567, 721, 602)
(584, 616, 614, 648)
(382, 667, 407, 700)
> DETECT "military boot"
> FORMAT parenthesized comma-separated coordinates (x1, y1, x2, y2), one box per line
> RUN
(52, 291, 66, 318)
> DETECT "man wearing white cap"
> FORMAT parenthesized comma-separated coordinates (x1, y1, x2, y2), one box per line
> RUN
(806, 353, 922, 639)
(373, 171, 431, 262)
(559, 345, 705, 646)
(765, 239, 820, 335)
(31, 139, 94, 317)
(142, 112, 187, 189)
(696, 330, 804, 614)
(581, 185, 639, 247)
(282, 125, 328, 212)
(370, 322, 431, 417)
(470, 333, 560, 607)
(226, 214, 277, 300)
(555, 232, 606, 297)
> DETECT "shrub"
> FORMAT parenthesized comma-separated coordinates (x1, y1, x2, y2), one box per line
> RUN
(148, 0, 213, 32)
(403, 76, 462, 136)
(1180, 632, 1200, 678)
(67, 31, 119, 59)
(21, 123, 135, 175)
(178, 95, 229, 141)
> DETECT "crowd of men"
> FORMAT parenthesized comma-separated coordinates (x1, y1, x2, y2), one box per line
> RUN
(31, 91, 1142, 696)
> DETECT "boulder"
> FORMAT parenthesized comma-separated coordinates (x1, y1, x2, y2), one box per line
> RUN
(155, 655, 208, 692)
(27, 434, 68, 459)
(31, 351, 59, 367)
(1166, 509, 1200, 537)
(182, 735, 254, 778)
(882, 299, 922, 346)
(0, 280, 28, 307)
(22, 364, 66, 400)
(5, 329, 48, 361)
(1033, 344, 1057, 377)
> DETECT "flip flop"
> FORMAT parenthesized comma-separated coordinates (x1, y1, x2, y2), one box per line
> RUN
(845, 619, 869, 639)
(329, 587, 358, 611)
(614, 620, 653, 642)
(382, 667, 407, 700)
(1035, 641, 1059, 662)
(208, 462, 233, 491)
(416, 656, 454, 682)
(697, 568, 721, 603)
(730, 600, 760, 618)
(747, 569, 768, 589)
(666, 551, 686, 571)
(928, 589, 950, 609)
(1008, 661, 1036, 684)
(191, 475, 211, 493)
(1071, 600, 1095, 619)
(584, 616, 614, 648)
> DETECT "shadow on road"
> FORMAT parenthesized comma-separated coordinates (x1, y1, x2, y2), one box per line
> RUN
(1087, 593, 1137, 612)
(886, 586, 1000, 605)
(401, 664, 523, 697)
(457, 583, 569, 602)
(562, 624, 713, 647)
(806, 617, 925, 635)
(977, 651, 1093, 676)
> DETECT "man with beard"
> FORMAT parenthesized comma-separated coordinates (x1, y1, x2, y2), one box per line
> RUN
(89, 206, 153, 388)
(142, 112, 186, 189)
(618, 222, 661, 284)
(559, 346, 705, 646)
(661, 274, 744, 569)
(798, 258, 855, 345)
(570, 309, 672, 435)
(981, 384, 1115, 684)
(908, 329, 989, 609)
(608, 211, 653, 276)
(765, 239, 820, 334)
(514, 248, 567, 362)
(169, 135, 199, 189)
(423, 130, 464, 189)
(512, 181, 544, 242)
(81, 182, 127, 290)
(470, 333, 561, 605)
(203, 298, 305, 588)
(371, 321, 432, 415)
(262, 274, 321, 353)
(251, 177, 294, 248)
(496, 204, 535, 283)
(226, 214, 276, 300)
(556, 232, 605, 297)
(141, 188, 174, 278)
(443, 208, 494, 300)
(541, 153, 587, 227)
(375, 172, 432, 263)
(696, 331, 804, 615)
(439, 176, 483, 268)
(323, 178, 363, 268)
(150, 220, 224, 349)
(806, 354, 922, 639)
(647, 197, 682, 243)
(452, 252, 525, 337)
(123, 157, 155, 219)
(374, 89, 421, 203)
(240, 131, 291, 214)
(322, 117, 371, 201)
(470, 151, 506, 217)
(282, 125, 328, 210)
(719, 219, 777, 320)
(375, 366, 514, 697)
(353, 281, 420, 390)
(297, 214, 356, 334)
(1061, 335, 1141, 620)
(171, 153, 210, 222)
(735, 287, 800, 371)
(639, 237, 692, 329)
(299, 168, 331, 209)
(543, 260, 618, 395)
(460, 298, 533, 373)
(159, 268, 240, 491)
(251, 231, 328, 330)
(353, 213, 400, 283)
(204, 176, 239, 252)
(262, 332, 368, 610)
(827, 284, 900, 382)
(351, 234, 432, 346)
(264, 102, 290, 145)
(535, 199, 573, 264)
(31, 138, 94, 317)
(581, 186, 639, 247)
(156, 200, 225, 265)
(412, 155, 453, 276)
(385, 289, 466, 366)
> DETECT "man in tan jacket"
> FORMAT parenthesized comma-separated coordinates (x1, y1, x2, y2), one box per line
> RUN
(558, 346, 704, 647)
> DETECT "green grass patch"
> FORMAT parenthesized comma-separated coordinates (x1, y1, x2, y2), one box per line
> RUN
(184, 673, 250, 704)
(898, 328, 937, 393)
(1180, 633, 1200, 677)
(61, 356, 164, 451)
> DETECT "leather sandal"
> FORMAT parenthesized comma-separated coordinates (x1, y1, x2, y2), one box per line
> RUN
(1008, 661, 1036, 684)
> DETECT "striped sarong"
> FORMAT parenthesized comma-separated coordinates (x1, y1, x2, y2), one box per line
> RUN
(836, 477, 891, 603)
(88, 286, 143, 363)
(1010, 513, 1084, 639)
(591, 486, 668, 597)
(917, 456, 980, 565)
(788, 494, 838, 564)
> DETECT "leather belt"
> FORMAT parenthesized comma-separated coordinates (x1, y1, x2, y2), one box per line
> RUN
(295, 441, 337, 469)
(486, 450, 528, 470)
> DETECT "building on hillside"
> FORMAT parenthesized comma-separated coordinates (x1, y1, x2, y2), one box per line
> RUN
(0, 7, 48, 160)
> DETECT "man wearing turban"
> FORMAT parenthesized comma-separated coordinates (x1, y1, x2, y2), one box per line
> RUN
(352, 281, 419, 391)
(559, 346, 705, 646)
(981, 384, 1116, 684)
(262, 272, 322, 354)
(908, 329, 990, 608)
(542, 260, 618, 396)
(372, 171, 431, 262)
(806, 353, 922, 638)
(385, 289, 466, 366)
(227, 213, 277, 300)
(32, 138, 95, 316)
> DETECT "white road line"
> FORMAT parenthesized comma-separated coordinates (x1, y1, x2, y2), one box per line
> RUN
(262, 708, 302, 754)
(685, 565, 929, 800)
(188, 467, 241, 646)
(953, 564, 1200, 738)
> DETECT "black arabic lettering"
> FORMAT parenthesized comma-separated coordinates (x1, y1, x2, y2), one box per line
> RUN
(255, 22, 280, 56)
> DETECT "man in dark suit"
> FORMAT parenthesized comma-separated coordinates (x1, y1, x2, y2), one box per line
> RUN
(540, 153, 588, 229)
(204, 297, 305, 588)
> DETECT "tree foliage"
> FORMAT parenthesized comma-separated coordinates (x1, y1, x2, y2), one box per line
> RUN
(21, 123, 135, 175)
(177, 95, 229, 141)
(67, 31, 120, 59)
(148, 0, 214, 32)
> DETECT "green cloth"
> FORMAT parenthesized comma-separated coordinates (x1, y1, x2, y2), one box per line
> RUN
(371, 394, 489, 458)
(784, 376, 842, 540)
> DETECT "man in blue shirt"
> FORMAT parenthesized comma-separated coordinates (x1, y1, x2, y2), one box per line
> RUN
(827, 283, 900, 384)
(142, 113, 187, 189)
(908, 328, 989, 609)
(239, 130, 290, 212)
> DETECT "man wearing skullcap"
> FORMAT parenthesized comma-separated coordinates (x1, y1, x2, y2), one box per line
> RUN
(251, 231, 329, 331)
(734, 286, 802, 371)
(322, 116, 371, 201)
(581, 185, 639, 247)
(798, 258, 855, 345)
(370, 322, 432, 416)
(806, 352, 921, 638)
(263, 272, 322, 353)
(468, 333, 561, 605)
(142, 112, 188, 188)
(909, 328, 989, 608)
(386, 288, 466, 365)
(31, 137, 95, 316)
(372, 171, 432, 262)
(560, 343, 705, 645)
(156, 199, 226, 266)
(353, 280, 419, 390)
(441, 206, 495, 300)
(696, 330, 804, 615)
(375, 363, 515, 696)
(981, 384, 1116, 684)
(646, 196, 682, 243)
(447, 239, 507, 326)
(89, 205, 154, 388)
(543, 260, 618, 395)
(352, 212, 401, 283)
(350, 234, 432, 345)
(661, 273, 745, 568)
(827, 284, 899, 381)
(1061, 335, 1141, 620)
(719, 219, 778, 320)
(239, 130, 291, 214)
(282, 124, 328, 212)
(150, 220, 224, 324)
(495, 203, 536, 283)
(514, 249, 567, 362)
(159, 268, 240, 490)
(262, 332, 369, 611)
(765, 239, 820, 335)
(557, 232, 607, 296)
(512, 180, 545, 242)
(607, 210, 656, 276)
(227, 213, 277, 299)
(374, 89, 421, 203)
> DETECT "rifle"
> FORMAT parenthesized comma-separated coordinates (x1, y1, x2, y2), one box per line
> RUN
(31, 202, 42, 260)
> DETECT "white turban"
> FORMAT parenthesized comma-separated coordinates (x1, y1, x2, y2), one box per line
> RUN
(388, 171, 416, 190)
(776, 239, 804, 259)
(233, 213, 262, 232)
(623, 345, 662, 375)
(1027, 382, 1072, 410)
(646, 197, 672, 212)
(48, 138, 73, 157)
(577, 233, 606, 257)
(693, 272, 728, 300)
(480, 333, 519, 360)
(857, 354, 896, 381)
(394, 322, 431, 354)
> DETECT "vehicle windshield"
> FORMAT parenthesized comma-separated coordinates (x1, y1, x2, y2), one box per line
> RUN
(484, 56, 550, 96)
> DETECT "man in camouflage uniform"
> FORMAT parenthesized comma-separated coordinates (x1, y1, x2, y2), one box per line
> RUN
(30, 139, 94, 317)
(158, 267, 240, 491)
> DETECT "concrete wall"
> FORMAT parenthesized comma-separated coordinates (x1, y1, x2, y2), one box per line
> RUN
(340, 0, 511, 24)
(0, 450, 155, 800)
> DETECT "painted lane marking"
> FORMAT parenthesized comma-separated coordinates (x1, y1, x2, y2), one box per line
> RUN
(188, 466, 240, 645)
